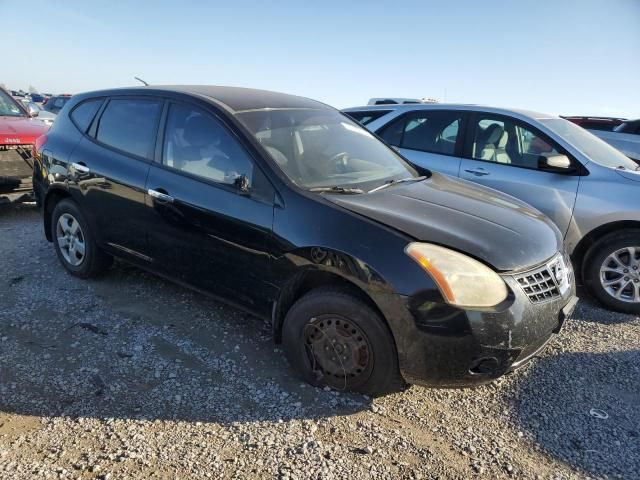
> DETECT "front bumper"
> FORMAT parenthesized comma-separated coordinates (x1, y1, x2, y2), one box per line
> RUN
(392, 262, 577, 388)
(0, 147, 34, 194)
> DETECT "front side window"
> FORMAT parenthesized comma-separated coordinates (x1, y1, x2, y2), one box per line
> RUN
(0, 90, 26, 117)
(163, 103, 254, 186)
(378, 111, 462, 155)
(95, 98, 162, 159)
(53, 97, 68, 108)
(472, 116, 561, 169)
(236, 109, 419, 191)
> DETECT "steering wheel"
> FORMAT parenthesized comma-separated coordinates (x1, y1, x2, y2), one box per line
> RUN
(329, 152, 349, 173)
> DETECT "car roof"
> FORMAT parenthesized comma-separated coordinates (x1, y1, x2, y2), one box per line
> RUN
(342, 103, 556, 120)
(76, 85, 331, 113)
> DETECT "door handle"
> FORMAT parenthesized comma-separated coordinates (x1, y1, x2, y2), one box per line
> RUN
(71, 162, 90, 174)
(464, 168, 490, 176)
(147, 188, 174, 203)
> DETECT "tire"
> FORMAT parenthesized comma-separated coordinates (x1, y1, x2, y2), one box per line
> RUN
(51, 198, 113, 278)
(583, 229, 640, 314)
(282, 287, 405, 396)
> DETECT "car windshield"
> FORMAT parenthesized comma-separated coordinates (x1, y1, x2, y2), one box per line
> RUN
(236, 109, 420, 191)
(0, 90, 26, 117)
(540, 118, 638, 170)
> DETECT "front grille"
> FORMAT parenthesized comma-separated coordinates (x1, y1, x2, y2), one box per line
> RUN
(515, 255, 570, 303)
(0, 149, 34, 177)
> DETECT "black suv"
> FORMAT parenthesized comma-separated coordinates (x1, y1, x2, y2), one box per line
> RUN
(33, 86, 576, 395)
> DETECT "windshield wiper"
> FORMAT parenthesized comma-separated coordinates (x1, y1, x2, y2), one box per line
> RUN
(368, 176, 427, 193)
(308, 186, 364, 194)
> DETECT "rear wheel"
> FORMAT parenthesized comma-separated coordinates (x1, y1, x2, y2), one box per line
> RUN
(51, 199, 112, 278)
(282, 287, 404, 396)
(583, 230, 640, 314)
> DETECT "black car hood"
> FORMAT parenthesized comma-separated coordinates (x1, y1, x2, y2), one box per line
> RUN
(327, 173, 562, 272)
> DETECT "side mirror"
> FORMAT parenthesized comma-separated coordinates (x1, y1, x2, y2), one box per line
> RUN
(233, 174, 250, 193)
(27, 103, 40, 117)
(539, 154, 572, 171)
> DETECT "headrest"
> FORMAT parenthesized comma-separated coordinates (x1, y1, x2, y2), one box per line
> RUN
(483, 123, 504, 145)
(184, 115, 215, 147)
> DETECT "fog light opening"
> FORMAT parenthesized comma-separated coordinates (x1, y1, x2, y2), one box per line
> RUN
(469, 357, 501, 375)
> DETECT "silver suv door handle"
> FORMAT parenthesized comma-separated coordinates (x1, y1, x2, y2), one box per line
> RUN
(464, 168, 490, 176)
(147, 189, 174, 203)
(71, 162, 90, 173)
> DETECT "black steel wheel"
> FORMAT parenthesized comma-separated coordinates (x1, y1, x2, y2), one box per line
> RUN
(282, 287, 404, 396)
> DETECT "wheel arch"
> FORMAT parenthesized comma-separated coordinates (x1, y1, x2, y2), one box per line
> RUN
(272, 266, 396, 349)
(43, 187, 72, 242)
(573, 220, 640, 279)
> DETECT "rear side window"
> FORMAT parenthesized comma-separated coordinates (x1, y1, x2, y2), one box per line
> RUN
(95, 98, 162, 159)
(70, 99, 103, 133)
(344, 110, 391, 126)
(378, 111, 463, 155)
(53, 97, 68, 108)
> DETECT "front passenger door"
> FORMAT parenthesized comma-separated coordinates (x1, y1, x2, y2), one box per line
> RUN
(145, 101, 277, 315)
(459, 114, 580, 236)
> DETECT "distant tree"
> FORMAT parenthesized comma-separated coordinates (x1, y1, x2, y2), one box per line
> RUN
(0, 83, 6, 90)
(28, 85, 39, 94)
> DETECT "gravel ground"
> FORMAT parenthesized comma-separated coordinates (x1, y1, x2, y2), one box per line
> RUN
(1, 204, 638, 479)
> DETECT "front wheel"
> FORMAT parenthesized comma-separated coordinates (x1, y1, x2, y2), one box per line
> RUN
(583, 230, 640, 314)
(281, 287, 404, 396)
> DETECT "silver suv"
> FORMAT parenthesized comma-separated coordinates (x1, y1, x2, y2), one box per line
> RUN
(344, 104, 640, 313)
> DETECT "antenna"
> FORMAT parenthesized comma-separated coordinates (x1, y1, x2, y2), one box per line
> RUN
(134, 76, 149, 86)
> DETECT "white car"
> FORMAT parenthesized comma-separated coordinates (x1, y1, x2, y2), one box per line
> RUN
(590, 119, 640, 162)
(19, 99, 56, 126)
(368, 97, 437, 105)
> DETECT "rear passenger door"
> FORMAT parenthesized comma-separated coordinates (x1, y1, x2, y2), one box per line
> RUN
(144, 100, 277, 315)
(459, 113, 580, 235)
(69, 96, 162, 261)
(376, 110, 466, 177)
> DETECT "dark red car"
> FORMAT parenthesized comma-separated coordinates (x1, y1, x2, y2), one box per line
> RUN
(561, 116, 626, 132)
(0, 86, 49, 195)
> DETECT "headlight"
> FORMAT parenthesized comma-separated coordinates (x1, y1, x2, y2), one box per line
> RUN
(405, 242, 508, 308)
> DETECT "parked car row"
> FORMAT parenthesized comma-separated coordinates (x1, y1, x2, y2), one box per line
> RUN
(1, 83, 636, 395)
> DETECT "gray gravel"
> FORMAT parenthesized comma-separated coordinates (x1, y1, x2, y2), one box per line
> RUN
(1, 204, 638, 479)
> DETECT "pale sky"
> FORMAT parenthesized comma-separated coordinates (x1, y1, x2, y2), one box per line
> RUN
(2, 0, 639, 117)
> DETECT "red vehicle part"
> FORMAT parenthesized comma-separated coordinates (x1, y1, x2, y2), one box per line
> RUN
(0, 86, 50, 194)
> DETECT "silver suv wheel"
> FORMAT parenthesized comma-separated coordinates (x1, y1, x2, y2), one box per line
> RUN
(599, 246, 640, 303)
(56, 213, 86, 266)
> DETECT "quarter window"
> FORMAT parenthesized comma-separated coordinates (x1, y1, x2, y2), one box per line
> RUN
(95, 98, 162, 159)
(471, 116, 561, 169)
(378, 111, 462, 155)
(162, 103, 254, 186)
(70, 99, 102, 133)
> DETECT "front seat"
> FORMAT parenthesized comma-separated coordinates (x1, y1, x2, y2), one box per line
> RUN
(475, 123, 504, 161)
(494, 131, 511, 164)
